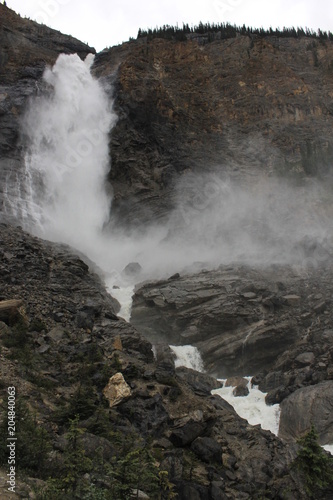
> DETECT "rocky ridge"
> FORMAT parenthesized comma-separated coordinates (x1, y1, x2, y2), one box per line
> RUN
(0, 224, 312, 499)
(131, 261, 333, 446)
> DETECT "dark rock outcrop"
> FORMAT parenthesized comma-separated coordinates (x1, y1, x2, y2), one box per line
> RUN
(0, 223, 309, 499)
(191, 436, 223, 464)
(131, 263, 333, 378)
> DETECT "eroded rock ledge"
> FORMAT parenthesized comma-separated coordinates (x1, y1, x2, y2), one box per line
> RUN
(131, 261, 333, 448)
(0, 223, 312, 499)
(131, 263, 333, 379)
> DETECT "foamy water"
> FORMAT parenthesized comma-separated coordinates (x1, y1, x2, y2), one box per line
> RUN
(212, 377, 281, 435)
(170, 345, 205, 372)
(105, 280, 134, 322)
(168, 347, 280, 435)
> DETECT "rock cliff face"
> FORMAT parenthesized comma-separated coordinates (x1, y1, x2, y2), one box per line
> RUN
(94, 34, 333, 226)
(2, 2, 333, 227)
(131, 261, 333, 446)
(1, 5, 333, 498)
(131, 263, 333, 379)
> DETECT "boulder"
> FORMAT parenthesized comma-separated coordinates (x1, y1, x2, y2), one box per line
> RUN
(0, 299, 23, 325)
(232, 385, 249, 397)
(279, 381, 333, 444)
(191, 437, 222, 464)
(176, 367, 222, 396)
(225, 377, 249, 397)
(294, 352, 315, 367)
(122, 262, 142, 278)
(131, 490, 149, 499)
(241, 292, 257, 299)
(283, 295, 301, 305)
(210, 481, 228, 500)
(103, 372, 131, 408)
(170, 420, 207, 447)
(47, 326, 65, 343)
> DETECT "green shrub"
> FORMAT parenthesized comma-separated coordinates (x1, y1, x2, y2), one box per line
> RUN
(1, 319, 29, 348)
(29, 318, 47, 332)
(54, 383, 97, 424)
(293, 425, 333, 497)
(0, 397, 51, 475)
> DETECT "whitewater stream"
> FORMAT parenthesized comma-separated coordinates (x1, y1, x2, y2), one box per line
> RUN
(170, 346, 280, 436)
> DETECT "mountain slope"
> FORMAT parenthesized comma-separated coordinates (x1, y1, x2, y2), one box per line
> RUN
(94, 34, 333, 226)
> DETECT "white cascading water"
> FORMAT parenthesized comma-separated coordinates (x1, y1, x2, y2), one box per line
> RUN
(109, 285, 135, 321)
(170, 345, 205, 372)
(8, 52, 175, 295)
(7, 52, 137, 310)
(170, 347, 281, 436)
(212, 377, 281, 436)
(18, 53, 115, 258)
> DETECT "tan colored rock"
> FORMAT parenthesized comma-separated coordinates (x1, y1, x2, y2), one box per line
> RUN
(226, 377, 250, 397)
(283, 295, 301, 305)
(0, 299, 23, 324)
(113, 335, 123, 351)
(103, 373, 131, 408)
(225, 377, 248, 388)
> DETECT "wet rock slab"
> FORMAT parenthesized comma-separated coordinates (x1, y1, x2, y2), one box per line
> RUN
(279, 380, 333, 444)
(131, 263, 333, 377)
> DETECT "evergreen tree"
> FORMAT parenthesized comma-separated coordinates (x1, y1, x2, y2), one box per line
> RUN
(135, 21, 331, 43)
(293, 425, 333, 497)
(62, 415, 93, 496)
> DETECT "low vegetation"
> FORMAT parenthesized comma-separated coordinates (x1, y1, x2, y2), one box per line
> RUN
(293, 425, 333, 498)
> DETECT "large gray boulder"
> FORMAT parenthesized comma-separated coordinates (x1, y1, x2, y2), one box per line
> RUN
(279, 381, 333, 444)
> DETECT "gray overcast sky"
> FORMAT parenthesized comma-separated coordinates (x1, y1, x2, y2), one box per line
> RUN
(6, 0, 333, 51)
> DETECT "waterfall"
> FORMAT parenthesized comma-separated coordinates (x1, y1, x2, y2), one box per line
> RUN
(169, 345, 205, 372)
(7, 53, 116, 265)
(212, 378, 281, 435)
